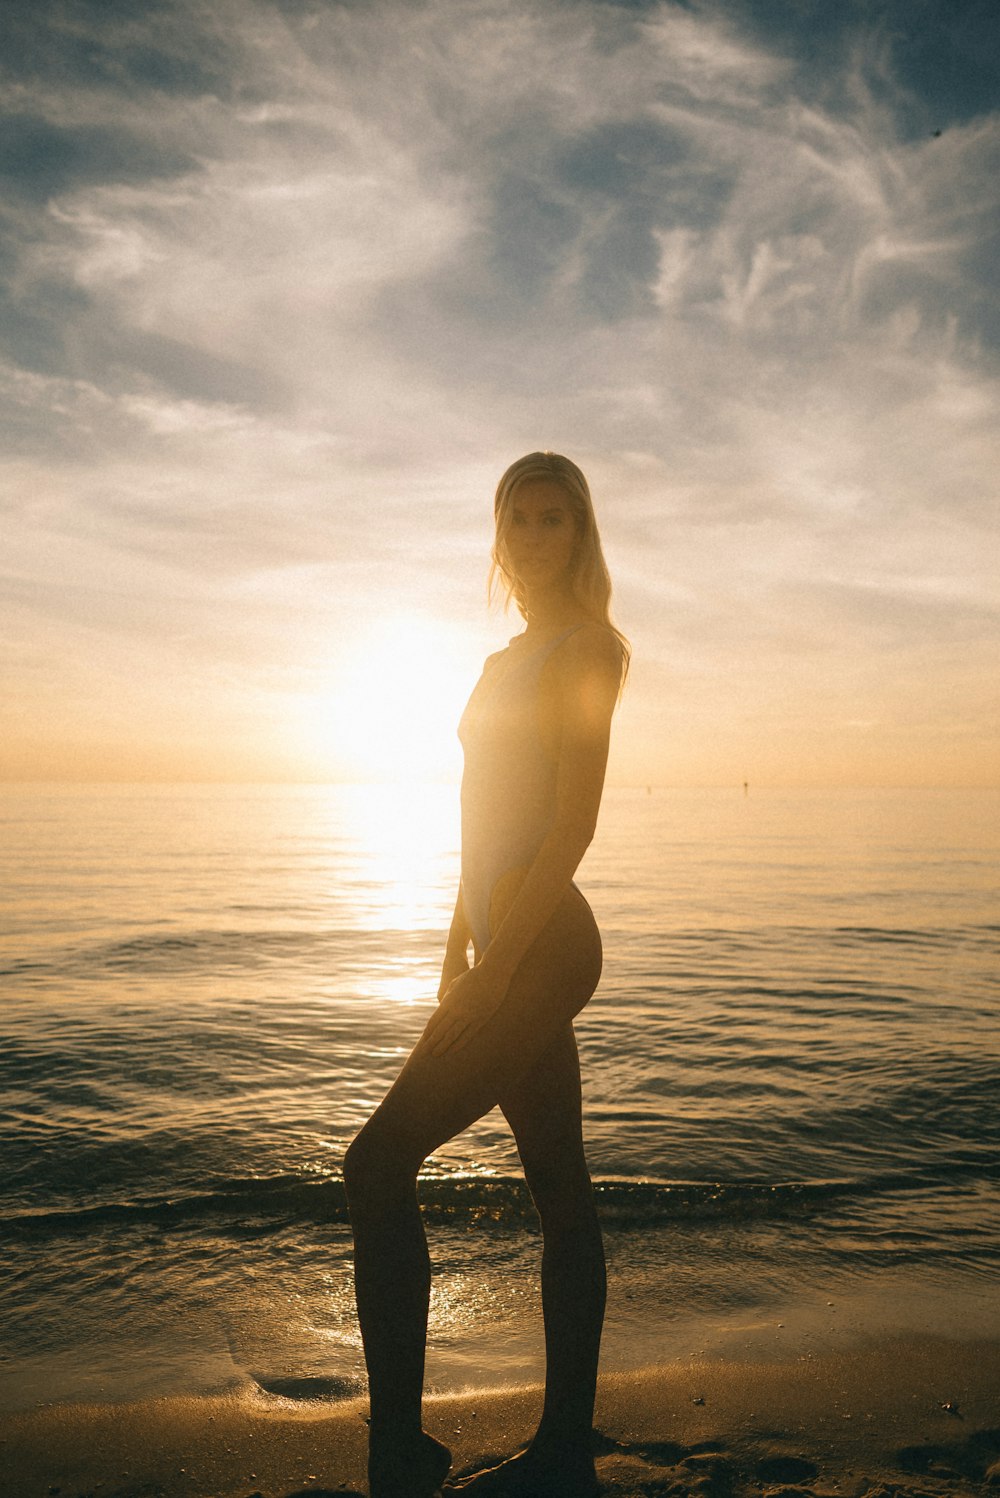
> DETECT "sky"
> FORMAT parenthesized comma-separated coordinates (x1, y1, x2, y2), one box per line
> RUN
(2, 0, 998, 788)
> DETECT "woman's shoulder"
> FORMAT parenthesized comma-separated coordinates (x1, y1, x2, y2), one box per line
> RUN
(549, 622, 626, 703)
(481, 643, 510, 672)
(560, 621, 625, 673)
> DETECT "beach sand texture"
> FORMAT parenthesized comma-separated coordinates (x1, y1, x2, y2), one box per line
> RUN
(2, 1338, 998, 1498)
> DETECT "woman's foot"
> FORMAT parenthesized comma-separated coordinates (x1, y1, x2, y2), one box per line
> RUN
(369, 1429, 452, 1498)
(446, 1442, 599, 1496)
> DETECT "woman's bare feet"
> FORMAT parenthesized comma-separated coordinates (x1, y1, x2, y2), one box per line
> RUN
(369, 1429, 452, 1498)
(446, 1442, 599, 1496)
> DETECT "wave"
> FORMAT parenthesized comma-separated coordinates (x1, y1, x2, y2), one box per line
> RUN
(0, 1170, 944, 1245)
(3, 920, 996, 984)
(0, 926, 394, 981)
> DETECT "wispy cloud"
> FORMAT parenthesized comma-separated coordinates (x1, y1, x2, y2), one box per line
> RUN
(2, 0, 997, 783)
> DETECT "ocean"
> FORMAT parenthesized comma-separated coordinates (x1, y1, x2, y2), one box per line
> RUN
(1, 783, 998, 1416)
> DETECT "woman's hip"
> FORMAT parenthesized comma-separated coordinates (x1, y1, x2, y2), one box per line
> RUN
(486, 868, 603, 1018)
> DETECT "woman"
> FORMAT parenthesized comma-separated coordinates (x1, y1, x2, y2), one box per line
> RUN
(344, 452, 629, 1498)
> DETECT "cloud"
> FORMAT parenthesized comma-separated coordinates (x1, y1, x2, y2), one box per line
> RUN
(1, 0, 997, 783)
(0, 0, 235, 99)
(0, 113, 196, 201)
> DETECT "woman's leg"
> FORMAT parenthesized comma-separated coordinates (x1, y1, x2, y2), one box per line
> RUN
(449, 1029, 604, 1494)
(502, 1027, 606, 1465)
(343, 889, 601, 1498)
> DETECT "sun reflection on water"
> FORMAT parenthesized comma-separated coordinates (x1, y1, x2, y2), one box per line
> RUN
(369, 968, 436, 1007)
(333, 781, 460, 938)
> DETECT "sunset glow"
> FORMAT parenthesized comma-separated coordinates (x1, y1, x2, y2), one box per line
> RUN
(2, 1, 997, 787)
(306, 616, 471, 785)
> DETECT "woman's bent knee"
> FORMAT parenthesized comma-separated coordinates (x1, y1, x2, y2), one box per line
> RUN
(343, 1127, 389, 1209)
(343, 1123, 419, 1216)
(342, 1131, 369, 1207)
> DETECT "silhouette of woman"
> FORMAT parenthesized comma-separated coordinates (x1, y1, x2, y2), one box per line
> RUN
(344, 452, 630, 1498)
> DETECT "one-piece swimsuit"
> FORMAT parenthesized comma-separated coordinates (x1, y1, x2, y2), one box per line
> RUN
(458, 624, 585, 955)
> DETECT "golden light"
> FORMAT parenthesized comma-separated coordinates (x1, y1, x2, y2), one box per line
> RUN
(310, 613, 474, 784)
(334, 782, 459, 936)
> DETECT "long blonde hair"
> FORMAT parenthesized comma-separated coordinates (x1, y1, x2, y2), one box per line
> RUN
(489, 451, 631, 690)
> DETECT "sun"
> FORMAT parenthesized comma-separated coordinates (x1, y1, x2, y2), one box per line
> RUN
(310, 613, 476, 783)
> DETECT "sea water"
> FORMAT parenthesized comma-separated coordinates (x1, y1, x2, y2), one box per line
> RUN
(1, 784, 998, 1414)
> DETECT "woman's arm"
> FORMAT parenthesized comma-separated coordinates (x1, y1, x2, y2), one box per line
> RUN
(438, 883, 472, 1001)
(424, 626, 622, 1055)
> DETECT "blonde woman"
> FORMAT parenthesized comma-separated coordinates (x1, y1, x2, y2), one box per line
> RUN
(344, 452, 629, 1498)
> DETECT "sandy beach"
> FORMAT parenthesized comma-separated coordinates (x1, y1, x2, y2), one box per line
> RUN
(2, 1336, 998, 1498)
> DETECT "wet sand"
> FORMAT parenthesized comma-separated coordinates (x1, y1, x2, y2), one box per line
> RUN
(2, 1336, 998, 1498)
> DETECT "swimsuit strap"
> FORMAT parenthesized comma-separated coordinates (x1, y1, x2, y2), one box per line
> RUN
(514, 621, 588, 665)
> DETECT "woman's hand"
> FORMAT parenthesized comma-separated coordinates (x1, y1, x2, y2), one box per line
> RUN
(437, 946, 471, 1003)
(423, 963, 509, 1057)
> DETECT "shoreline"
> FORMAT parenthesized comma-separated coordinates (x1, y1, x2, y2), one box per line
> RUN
(2, 1335, 998, 1498)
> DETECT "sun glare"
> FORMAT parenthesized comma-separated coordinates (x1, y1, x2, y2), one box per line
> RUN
(335, 782, 459, 935)
(311, 613, 474, 784)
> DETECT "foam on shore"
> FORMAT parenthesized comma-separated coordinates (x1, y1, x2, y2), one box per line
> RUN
(2, 1336, 998, 1498)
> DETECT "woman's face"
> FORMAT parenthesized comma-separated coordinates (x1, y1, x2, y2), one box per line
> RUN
(502, 479, 579, 593)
